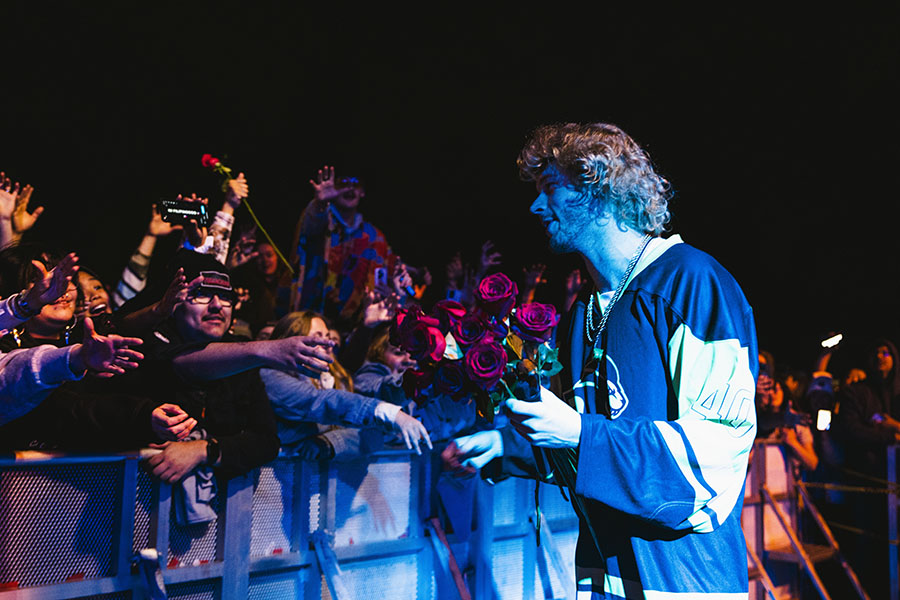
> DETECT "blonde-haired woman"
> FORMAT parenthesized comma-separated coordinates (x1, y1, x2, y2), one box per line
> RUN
(261, 311, 431, 459)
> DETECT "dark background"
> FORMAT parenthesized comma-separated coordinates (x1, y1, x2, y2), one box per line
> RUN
(2, 4, 897, 374)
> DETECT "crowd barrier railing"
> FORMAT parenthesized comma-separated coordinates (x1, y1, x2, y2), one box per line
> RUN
(0, 446, 579, 600)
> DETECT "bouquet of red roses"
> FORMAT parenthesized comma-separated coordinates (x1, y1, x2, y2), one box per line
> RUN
(394, 272, 562, 420)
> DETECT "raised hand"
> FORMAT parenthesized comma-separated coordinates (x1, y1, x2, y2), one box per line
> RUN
(12, 184, 44, 234)
(226, 227, 258, 270)
(0, 172, 20, 221)
(522, 263, 547, 290)
(148, 204, 182, 237)
(152, 269, 191, 319)
(565, 269, 583, 296)
(478, 240, 503, 276)
(362, 288, 394, 328)
(151, 403, 198, 441)
(309, 165, 341, 203)
(392, 259, 413, 297)
(71, 316, 145, 377)
(225, 172, 249, 208)
(446, 252, 464, 288)
(21, 252, 79, 310)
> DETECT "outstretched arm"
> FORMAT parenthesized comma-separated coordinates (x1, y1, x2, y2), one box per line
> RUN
(171, 335, 334, 381)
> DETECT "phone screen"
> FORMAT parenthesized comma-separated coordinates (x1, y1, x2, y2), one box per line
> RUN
(816, 409, 832, 431)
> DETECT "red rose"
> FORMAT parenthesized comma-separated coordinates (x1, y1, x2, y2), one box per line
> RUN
(201, 153, 221, 168)
(453, 313, 489, 348)
(398, 311, 446, 362)
(402, 367, 434, 402)
(474, 273, 518, 319)
(464, 340, 507, 391)
(434, 360, 467, 398)
(431, 299, 467, 333)
(511, 302, 560, 343)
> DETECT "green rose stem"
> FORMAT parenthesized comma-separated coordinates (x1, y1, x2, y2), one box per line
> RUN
(211, 162, 294, 275)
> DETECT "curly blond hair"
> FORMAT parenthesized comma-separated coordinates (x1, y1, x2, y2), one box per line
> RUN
(517, 122, 671, 235)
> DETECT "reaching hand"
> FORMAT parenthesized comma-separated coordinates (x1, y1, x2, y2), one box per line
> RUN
(12, 184, 43, 234)
(147, 204, 182, 237)
(505, 386, 582, 448)
(390, 410, 433, 455)
(565, 269, 584, 296)
(151, 269, 192, 320)
(309, 165, 341, 203)
(145, 440, 207, 483)
(264, 335, 334, 376)
(72, 316, 145, 377)
(21, 252, 79, 311)
(444, 430, 503, 473)
(521, 263, 547, 291)
(478, 240, 502, 275)
(151, 403, 198, 441)
(0, 172, 20, 221)
(392, 260, 413, 297)
(226, 227, 258, 270)
(446, 252, 464, 288)
(362, 288, 394, 327)
(225, 172, 249, 208)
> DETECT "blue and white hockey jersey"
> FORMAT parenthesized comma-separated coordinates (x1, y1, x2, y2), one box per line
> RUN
(500, 235, 758, 599)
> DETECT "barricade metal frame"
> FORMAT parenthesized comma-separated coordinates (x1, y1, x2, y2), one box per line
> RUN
(0, 448, 579, 600)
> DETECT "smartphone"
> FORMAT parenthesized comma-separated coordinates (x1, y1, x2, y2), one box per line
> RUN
(816, 409, 832, 431)
(159, 199, 210, 228)
(374, 267, 388, 287)
(821, 333, 843, 349)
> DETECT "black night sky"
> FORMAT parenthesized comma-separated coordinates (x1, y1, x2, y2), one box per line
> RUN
(2, 4, 898, 374)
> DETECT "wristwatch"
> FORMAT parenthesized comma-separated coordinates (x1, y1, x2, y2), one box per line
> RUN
(205, 438, 220, 465)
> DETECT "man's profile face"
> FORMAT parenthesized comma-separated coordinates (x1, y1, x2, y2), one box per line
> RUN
(530, 164, 594, 254)
(175, 291, 233, 342)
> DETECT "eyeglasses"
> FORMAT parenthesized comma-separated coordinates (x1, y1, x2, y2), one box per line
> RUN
(188, 293, 234, 308)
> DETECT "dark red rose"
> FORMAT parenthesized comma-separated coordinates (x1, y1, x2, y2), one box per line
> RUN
(434, 360, 467, 398)
(431, 299, 467, 333)
(399, 320, 446, 362)
(464, 340, 507, 391)
(201, 153, 221, 168)
(453, 313, 489, 348)
(474, 273, 518, 319)
(394, 305, 441, 348)
(402, 367, 435, 401)
(511, 302, 560, 343)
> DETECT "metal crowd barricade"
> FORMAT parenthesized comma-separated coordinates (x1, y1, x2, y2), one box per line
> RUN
(0, 447, 579, 599)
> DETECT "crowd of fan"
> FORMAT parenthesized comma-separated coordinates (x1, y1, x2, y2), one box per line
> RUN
(0, 165, 897, 590)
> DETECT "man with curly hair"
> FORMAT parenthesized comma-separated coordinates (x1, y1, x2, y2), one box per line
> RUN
(450, 123, 758, 599)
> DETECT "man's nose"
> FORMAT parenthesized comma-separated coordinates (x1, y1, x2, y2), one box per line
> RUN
(530, 193, 548, 215)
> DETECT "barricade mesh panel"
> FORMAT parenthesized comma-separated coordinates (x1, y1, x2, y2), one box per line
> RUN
(132, 468, 153, 553)
(73, 593, 132, 600)
(248, 569, 311, 600)
(333, 459, 412, 547)
(341, 554, 421, 600)
(167, 579, 218, 600)
(306, 464, 321, 534)
(0, 462, 121, 587)
(167, 485, 223, 566)
(493, 478, 525, 527)
(491, 537, 540, 599)
(543, 528, 577, 599)
(251, 461, 294, 556)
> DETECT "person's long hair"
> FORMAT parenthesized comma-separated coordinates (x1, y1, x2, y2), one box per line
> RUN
(271, 310, 353, 391)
